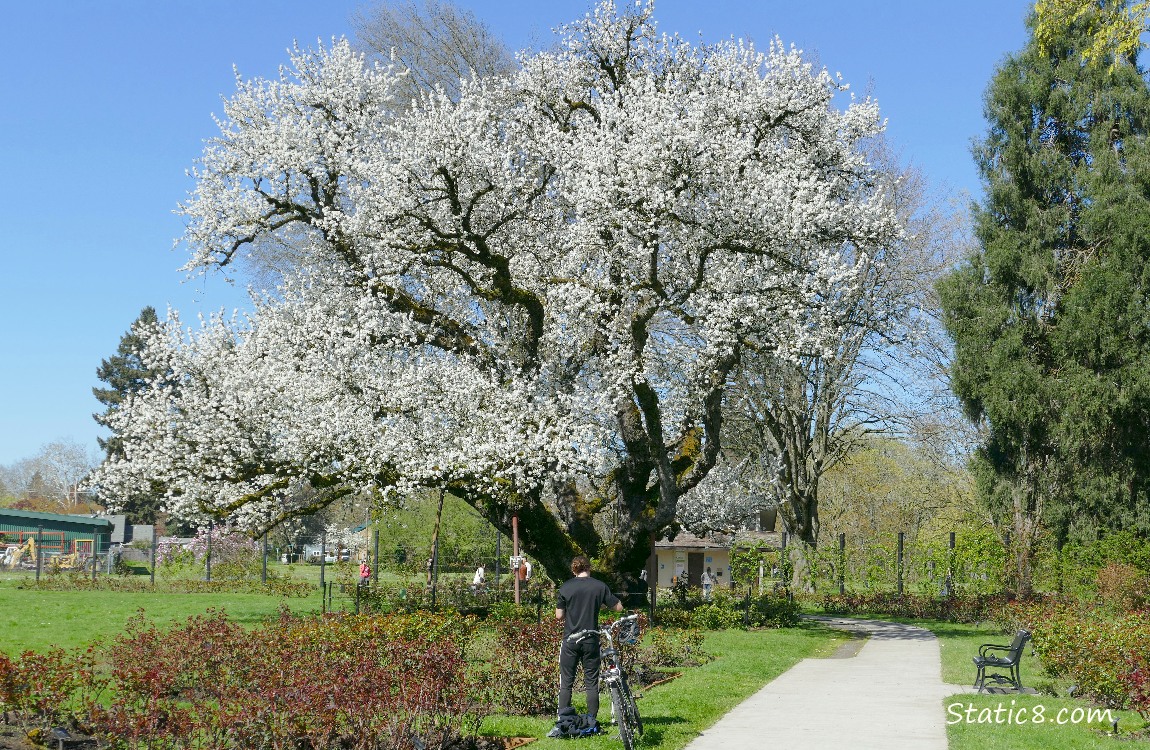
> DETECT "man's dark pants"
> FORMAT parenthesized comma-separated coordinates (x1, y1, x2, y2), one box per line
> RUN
(558, 637, 602, 717)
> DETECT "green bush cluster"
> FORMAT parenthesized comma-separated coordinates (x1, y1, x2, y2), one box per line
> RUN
(1002, 599, 1150, 709)
(642, 628, 711, 670)
(818, 592, 1014, 624)
(656, 588, 799, 629)
(22, 573, 313, 597)
(488, 619, 564, 715)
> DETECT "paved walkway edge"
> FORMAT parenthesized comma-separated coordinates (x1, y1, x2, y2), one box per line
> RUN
(682, 616, 972, 750)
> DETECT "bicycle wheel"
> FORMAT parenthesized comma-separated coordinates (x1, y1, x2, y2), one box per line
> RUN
(609, 683, 635, 750)
(621, 675, 643, 735)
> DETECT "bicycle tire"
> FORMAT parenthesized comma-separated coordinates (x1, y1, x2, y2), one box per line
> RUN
(621, 675, 643, 735)
(609, 683, 635, 750)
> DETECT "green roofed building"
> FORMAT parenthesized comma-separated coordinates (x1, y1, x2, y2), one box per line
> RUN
(0, 509, 114, 557)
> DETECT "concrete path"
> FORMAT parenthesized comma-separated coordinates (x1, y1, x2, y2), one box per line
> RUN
(682, 617, 973, 750)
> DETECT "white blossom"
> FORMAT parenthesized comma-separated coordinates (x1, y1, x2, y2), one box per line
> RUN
(90, 2, 901, 553)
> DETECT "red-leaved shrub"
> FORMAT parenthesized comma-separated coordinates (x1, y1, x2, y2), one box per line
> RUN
(4, 608, 487, 750)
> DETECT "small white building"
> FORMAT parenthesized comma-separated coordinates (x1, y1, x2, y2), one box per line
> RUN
(654, 509, 782, 588)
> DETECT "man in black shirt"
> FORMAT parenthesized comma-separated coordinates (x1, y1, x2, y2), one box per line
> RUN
(555, 555, 623, 720)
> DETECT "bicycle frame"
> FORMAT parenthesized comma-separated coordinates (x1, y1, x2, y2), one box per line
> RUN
(566, 614, 643, 749)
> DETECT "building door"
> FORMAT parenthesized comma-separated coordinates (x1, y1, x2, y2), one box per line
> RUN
(687, 552, 704, 586)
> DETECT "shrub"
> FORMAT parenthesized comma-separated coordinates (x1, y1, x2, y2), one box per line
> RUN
(690, 603, 742, 630)
(1122, 656, 1150, 719)
(641, 628, 711, 669)
(0, 646, 105, 737)
(1095, 562, 1150, 612)
(23, 574, 312, 597)
(1006, 600, 1150, 709)
(654, 604, 695, 629)
(745, 592, 801, 627)
(489, 619, 564, 715)
(0, 609, 489, 749)
(819, 592, 1013, 624)
(654, 588, 797, 630)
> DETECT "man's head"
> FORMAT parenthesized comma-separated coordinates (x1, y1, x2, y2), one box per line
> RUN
(571, 555, 591, 575)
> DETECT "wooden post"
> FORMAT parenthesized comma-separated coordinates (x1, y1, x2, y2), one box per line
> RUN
(647, 532, 657, 620)
(494, 529, 502, 589)
(429, 489, 446, 608)
(512, 512, 521, 606)
(261, 532, 268, 584)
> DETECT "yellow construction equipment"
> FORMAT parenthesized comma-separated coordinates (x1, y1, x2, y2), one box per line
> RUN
(1, 537, 35, 569)
(54, 551, 86, 571)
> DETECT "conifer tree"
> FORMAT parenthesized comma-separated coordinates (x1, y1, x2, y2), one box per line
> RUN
(93, 306, 164, 523)
(939, 3, 1150, 591)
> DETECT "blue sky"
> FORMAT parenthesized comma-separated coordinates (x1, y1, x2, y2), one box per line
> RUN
(0, 0, 1031, 466)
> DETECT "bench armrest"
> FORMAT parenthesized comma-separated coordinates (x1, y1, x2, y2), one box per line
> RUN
(978, 643, 1011, 657)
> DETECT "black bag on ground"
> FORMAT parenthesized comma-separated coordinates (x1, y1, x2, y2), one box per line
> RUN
(547, 707, 601, 738)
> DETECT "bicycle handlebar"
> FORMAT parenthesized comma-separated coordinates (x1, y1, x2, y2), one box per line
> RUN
(566, 612, 640, 644)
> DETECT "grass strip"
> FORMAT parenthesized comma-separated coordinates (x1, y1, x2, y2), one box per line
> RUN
(0, 584, 320, 653)
(481, 624, 847, 750)
(944, 694, 1147, 749)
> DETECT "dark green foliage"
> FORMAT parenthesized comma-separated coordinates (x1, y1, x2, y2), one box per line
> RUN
(655, 587, 800, 629)
(938, 5, 1150, 570)
(488, 619, 564, 715)
(818, 592, 1015, 624)
(1003, 599, 1150, 709)
(92, 307, 164, 523)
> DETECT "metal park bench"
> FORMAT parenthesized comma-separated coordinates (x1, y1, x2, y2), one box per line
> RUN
(972, 629, 1031, 692)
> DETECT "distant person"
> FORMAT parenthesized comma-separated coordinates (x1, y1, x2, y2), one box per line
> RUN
(634, 569, 650, 607)
(701, 566, 715, 600)
(359, 560, 372, 585)
(556, 555, 623, 723)
(472, 563, 486, 593)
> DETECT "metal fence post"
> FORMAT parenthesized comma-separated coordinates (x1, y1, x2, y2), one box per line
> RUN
(838, 532, 846, 595)
(262, 532, 268, 584)
(92, 524, 99, 582)
(946, 531, 955, 596)
(319, 527, 327, 591)
(896, 531, 904, 596)
(372, 528, 379, 583)
(150, 527, 158, 587)
(205, 521, 213, 582)
(35, 525, 43, 582)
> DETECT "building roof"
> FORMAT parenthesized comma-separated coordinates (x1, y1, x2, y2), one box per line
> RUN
(655, 529, 782, 550)
(0, 508, 114, 528)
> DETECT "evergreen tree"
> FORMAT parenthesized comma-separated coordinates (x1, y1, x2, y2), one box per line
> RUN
(939, 3, 1150, 591)
(93, 306, 164, 523)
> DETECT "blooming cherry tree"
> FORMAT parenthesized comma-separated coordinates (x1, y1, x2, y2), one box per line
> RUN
(92, 1, 901, 581)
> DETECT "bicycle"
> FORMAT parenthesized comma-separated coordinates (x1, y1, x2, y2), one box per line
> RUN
(567, 613, 644, 750)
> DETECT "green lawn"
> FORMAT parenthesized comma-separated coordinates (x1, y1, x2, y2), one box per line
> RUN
(910, 620, 1150, 749)
(10, 582, 1144, 750)
(945, 694, 1144, 749)
(0, 582, 322, 653)
(797, 612, 1150, 748)
(481, 624, 848, 750)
